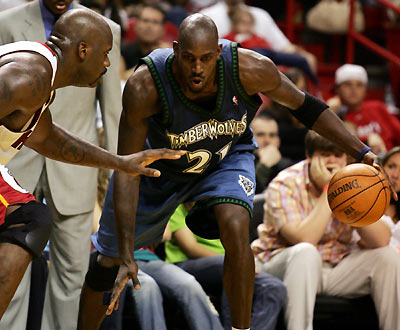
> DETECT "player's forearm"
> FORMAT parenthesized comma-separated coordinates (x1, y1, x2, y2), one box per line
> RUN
(114, 172, 139, 262)
(312, 109, 368, 160)
(28, 123, 124, 170)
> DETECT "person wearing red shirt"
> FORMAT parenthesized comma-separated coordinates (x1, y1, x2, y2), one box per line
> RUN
(331, 64, 400, 155)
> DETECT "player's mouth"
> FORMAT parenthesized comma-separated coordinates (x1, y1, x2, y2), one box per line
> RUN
(89, 69, 107, 86)
(191, 77, 203, 88)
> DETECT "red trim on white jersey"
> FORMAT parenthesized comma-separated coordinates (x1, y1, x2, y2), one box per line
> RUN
(0, 165, 35, 226)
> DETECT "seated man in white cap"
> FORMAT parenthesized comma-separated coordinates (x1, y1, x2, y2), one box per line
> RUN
(327, 63, 400, 156)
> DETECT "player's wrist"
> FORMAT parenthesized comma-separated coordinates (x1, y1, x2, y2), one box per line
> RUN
(356, 146, 372, 163)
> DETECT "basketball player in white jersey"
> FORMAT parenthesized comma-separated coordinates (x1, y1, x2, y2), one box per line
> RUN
(0, 8, 184, 319)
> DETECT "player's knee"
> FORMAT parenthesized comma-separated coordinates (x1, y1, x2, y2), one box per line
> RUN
(0, 201, 52, 259)
(220, 215, 249, 246)
(85, 252, 119, 292)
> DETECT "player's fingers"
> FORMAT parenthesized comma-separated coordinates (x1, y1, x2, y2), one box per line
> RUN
(106, 300, 116, 315)
(144, 149, 186, 162)
(136, 166, 161, 177)
(132, 273, 141, 290)
(106, 277, 130, 315)
(374, 164, 398, 201)
(114, 296, 120, 311)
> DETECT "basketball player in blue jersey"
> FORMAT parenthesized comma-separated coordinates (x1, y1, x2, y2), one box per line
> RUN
(0, 9, 184, 320)
(78, 14, 394, 330)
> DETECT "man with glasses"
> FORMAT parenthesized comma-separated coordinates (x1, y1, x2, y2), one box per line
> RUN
(121, 4, 170, 79)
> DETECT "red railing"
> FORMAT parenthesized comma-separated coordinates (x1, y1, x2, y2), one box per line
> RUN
(347, 0, 400, 67)
(283, 0, 400, 67)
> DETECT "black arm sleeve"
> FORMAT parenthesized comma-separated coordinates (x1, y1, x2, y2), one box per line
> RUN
(289, 91, 329, 129)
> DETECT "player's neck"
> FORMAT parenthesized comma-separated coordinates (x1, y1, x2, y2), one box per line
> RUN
(45, 40, 68, 90)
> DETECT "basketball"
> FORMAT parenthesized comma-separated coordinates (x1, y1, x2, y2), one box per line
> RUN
(327, 163, 391, 227)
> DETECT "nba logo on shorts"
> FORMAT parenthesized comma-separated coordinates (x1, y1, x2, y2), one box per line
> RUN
(238, 174, 254, 196)
(232, 96, 238, 106)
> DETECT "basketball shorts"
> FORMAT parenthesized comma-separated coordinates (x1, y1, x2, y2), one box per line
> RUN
(92, 150, 256, 257)
(0, 164, 35, 227)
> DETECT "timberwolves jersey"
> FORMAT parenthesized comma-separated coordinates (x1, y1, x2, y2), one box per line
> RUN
(142, 39, 261, 182)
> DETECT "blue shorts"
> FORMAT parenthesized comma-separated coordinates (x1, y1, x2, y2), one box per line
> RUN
(92, 151, 255, 257)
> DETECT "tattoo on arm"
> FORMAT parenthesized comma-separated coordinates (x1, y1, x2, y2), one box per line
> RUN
(59, 139, 85, 164)
(0, 79, 12, 101)
(25, 69, 45, 98)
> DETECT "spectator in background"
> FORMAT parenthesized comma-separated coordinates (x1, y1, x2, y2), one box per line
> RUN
(164, 0, 188, 27)
(265, 68, 309, 163)
(201, 0, 318, 74)
(252, 130, 400, 330)
(165, 203, 287, 330)
(0, 1, 122, 329)
(380, 147, 400, 252)
(128, 245, 224, 330)
(223, 6, 270, 49)
(99, 225, 224, 330)
(251, 111, 294, 193)
(121, 4, 170, 80)
(122, 1, 179, 46)
(80, 0, 103, 14)
(103, 0, 129, 35)
(328, 64, 400, 155)
(185, 0, 218, 13)
(223, 6, 318, 85)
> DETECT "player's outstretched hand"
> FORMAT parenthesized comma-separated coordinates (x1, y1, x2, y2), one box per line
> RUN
(362, 151, 398, 201)
(106, 261, 141, 316)
(119, 148, 186, 177)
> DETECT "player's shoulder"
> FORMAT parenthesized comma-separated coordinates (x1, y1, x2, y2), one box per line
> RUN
(237, 47, 275, 66)
(124, 64, 159, 104)
(237, 47, 280, 93)
(0, 53, 52, 108)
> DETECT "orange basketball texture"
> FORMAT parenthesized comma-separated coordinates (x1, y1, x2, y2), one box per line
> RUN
(327, 164, 391, 227)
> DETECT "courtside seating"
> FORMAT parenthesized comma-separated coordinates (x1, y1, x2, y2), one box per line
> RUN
(250, 193, 380, 330)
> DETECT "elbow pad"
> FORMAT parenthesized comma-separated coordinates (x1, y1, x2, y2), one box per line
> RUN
(289, 91, 329, 129)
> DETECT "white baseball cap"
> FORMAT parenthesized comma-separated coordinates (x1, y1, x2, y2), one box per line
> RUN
(335, 64, 368, 85)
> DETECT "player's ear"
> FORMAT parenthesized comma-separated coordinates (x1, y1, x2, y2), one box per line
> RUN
(78, 42, 88, 61)
(172, 41, 179, 56)
(217, 44, 222, 59)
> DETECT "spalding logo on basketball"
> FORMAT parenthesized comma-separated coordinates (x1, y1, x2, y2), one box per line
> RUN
(327, 163, 391, 227)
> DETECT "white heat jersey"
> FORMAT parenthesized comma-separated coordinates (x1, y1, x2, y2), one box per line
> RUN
(0, 41, 57, 165)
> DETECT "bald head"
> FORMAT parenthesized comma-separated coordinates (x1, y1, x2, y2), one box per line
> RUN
(178, 14, 218, 48)
(51, 8, 112, 47)
(48, 8, 113, 89)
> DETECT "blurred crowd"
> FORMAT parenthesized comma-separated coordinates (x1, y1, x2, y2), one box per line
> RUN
(1, 1, 400, 330)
